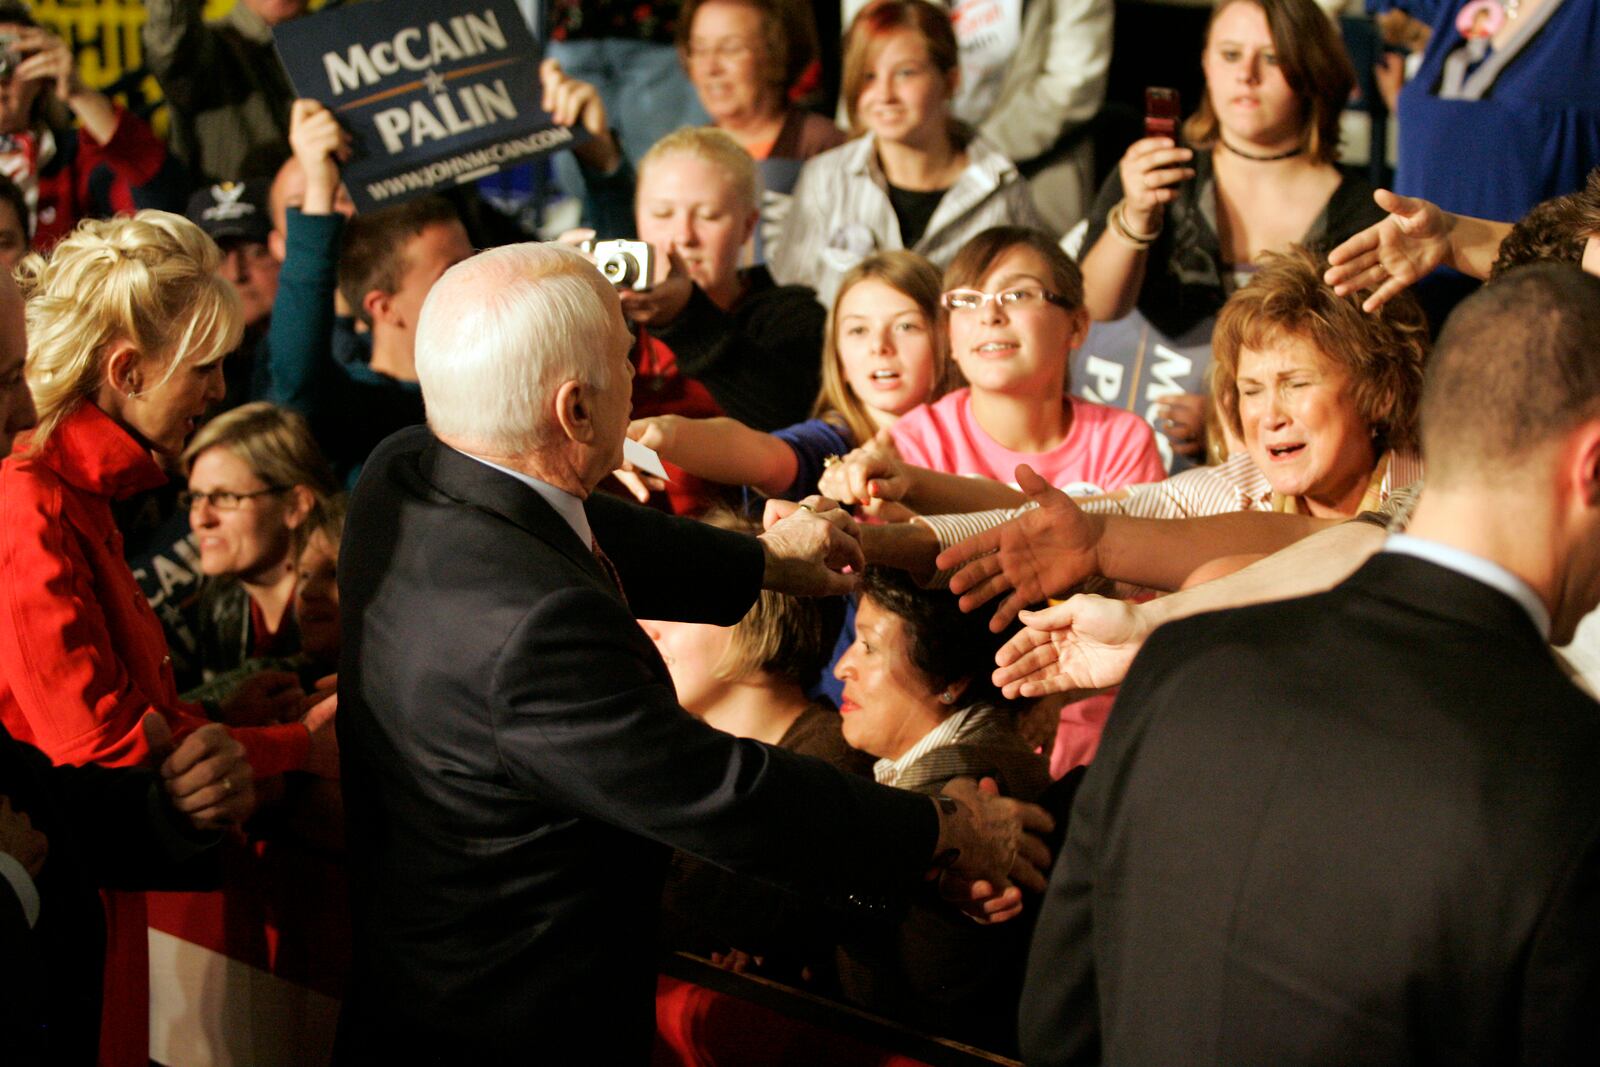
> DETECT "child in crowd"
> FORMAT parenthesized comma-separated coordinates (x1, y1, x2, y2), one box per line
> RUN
(628, 249, 952, 500)
(822, 227, 1165, 511)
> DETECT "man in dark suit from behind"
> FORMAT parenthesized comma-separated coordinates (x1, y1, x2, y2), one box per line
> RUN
(1020, 264, 1600, 1067)
(334, 241, 1054, 1064)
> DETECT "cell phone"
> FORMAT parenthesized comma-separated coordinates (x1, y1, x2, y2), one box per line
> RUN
(1144, 87, 1180, 140)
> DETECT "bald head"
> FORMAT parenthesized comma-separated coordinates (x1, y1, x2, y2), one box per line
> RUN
(415, 242, 626, 456)
(1422, 264, 1600, 487)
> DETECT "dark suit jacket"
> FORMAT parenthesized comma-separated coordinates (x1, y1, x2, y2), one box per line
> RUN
(334, 428, 938, 1064)
(0, 724, 216, 1066)
(1020, 553, 1600, 1067)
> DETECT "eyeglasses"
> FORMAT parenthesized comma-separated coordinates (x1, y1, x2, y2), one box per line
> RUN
(939, 287, 1073, 312)
(179, 486, 287, 511)
(685, 40, 756, 63)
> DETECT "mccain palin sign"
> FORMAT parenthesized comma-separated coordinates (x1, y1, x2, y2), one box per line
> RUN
(273, 0, 580, 211)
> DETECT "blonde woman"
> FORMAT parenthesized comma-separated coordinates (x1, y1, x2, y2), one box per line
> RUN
(0, 211, 336, 1066)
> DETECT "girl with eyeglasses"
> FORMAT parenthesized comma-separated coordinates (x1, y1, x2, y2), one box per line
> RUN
(627, 250, 952, 502)
(175, 401, 336, 699)
(821, 227, 1164, 514)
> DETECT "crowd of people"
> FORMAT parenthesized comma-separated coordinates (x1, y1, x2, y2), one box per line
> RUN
(1, 0, 1599, 1064)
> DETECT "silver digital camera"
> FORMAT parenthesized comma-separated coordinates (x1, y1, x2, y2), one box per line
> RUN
(580, 238, 655, 292)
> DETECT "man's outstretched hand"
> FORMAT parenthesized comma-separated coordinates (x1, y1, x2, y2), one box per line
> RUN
(933, 777, 1055, 923)
(994, 594, 1153, 699)
(938, 465, 1105, 631)
(760, 496, 865, 596)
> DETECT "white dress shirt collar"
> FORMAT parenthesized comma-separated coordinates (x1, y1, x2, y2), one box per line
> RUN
(874, 706, 975, 787)
(1385, 533, 1551, 640)
(452, 448, 594, 550)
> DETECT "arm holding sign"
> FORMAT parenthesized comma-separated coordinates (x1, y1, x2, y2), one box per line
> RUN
(266, 101, 349, 424)
(538, 59, 635, 241)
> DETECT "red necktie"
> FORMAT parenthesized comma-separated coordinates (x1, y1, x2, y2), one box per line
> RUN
(590, 536, 628, 610)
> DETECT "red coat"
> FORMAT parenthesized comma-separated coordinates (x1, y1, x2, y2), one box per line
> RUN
(0, 403, 309, 1066)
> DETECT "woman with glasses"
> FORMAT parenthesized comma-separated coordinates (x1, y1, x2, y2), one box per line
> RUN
(679, 0, 844, 165)
(769, 0, 1042, 307)
(0, 211, 337, 1066)
(174, 402, 336, 696)
(677, 0, 845, 263)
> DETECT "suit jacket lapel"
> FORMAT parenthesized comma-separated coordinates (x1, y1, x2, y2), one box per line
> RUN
(414, 439, 619, 601)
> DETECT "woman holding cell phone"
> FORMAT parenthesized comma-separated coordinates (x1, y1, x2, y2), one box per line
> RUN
(1076, 0, 1387, 461)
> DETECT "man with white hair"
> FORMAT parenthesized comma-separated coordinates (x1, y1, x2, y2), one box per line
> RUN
(333, 242, 1054, 1063)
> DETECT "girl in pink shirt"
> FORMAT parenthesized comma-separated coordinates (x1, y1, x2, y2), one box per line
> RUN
(888, 226, 1164, 497)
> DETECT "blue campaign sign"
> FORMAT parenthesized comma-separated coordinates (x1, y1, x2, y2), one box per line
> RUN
(273, 0, 584, 211)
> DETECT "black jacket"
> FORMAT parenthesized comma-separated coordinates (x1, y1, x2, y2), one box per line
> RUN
(333, 428, 938, 1063)
(1021, 552, 1600, 1066)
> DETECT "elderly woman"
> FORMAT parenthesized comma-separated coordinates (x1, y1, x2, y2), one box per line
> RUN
(0, 211, 336, 1066)
(678, 0, 845, 263)
(1073, 0, 1387, 466)
(831, 566, 1048, 1052)
(769, 0, 1042, 307)
(175, 402, 336, 693)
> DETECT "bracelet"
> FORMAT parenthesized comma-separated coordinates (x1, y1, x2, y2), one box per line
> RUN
(1107, 199, 1161, 249)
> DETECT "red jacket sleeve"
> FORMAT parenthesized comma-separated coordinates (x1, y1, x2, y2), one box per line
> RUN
(0, 474, 309, 776)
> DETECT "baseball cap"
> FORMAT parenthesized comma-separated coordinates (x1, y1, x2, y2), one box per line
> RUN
(186, 179, 271, 244)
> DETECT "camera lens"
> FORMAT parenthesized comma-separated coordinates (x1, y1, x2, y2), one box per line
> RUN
(600, 253, 638, 288)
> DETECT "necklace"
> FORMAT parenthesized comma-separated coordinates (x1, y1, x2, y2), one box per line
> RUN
(1220, 137, 1305, 162)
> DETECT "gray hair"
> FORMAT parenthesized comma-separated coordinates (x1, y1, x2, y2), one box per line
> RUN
(415, 242, 620, 455)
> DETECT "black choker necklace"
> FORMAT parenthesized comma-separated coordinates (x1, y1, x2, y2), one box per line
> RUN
(1221, 138, 1305, 162)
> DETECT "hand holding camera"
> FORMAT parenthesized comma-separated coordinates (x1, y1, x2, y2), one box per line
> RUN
(615, 246, 693, 328)
(5, 27, 85, 102)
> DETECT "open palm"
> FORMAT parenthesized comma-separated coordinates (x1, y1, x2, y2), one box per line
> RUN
(993, 594, 1150, 698)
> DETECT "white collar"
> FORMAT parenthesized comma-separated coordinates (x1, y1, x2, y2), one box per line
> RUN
(873, 705, 974, 787)
(1384, 533, 1551, 639)
(453, 448, 594, 549)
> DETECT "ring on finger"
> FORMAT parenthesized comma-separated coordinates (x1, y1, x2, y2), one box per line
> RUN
(221, 776, 233, 796)
(795, 503, 814, 513)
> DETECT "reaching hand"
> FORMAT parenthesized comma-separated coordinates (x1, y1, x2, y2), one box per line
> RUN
(1324, 189, 1453, 312)
(993, 594, 1152, 698)
(934, 777, 1055, 923)
(759, 496, 864, 596)
(301, 690, 340, 780)
(0, 795, 47, 879)
(149, 719, 256, 832)
(938, 464, 1105, 631)
(627, 415, 680, 454)
(816, 428, 908, 507)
